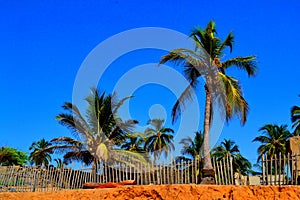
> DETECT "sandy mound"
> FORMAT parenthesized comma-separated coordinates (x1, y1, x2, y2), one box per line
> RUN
(1, 185, 300, 200)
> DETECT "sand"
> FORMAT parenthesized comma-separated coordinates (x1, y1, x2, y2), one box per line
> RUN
(1, 184, 300, 200)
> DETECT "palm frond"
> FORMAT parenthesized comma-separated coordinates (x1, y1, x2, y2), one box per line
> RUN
(111, 93, 133, 115)
(171, 84, 196, 123)
(219, 73, 249, 124)
(159, 49, 207, 72)
(63, 151, 94, 166)
(217, 31, 234, 54)
(221, 56, 258, 77)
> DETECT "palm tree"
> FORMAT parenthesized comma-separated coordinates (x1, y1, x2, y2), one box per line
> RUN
(178, 131, 204, 183)
(212, 139, 252, 175)
(29, 138, 53, 167)
(144, 119, 175, 162)
(0, 147, 28, 166)
(120, 133, 146, 153)
(56, 88, 147, 173)
(291, 102, 300, 136)
(54, 158, 66, 168)
(180, 131, 204, 160)
(252, 124, 292, 161)
(159, 21, 257, 179)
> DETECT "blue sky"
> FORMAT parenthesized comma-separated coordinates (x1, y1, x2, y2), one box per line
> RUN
(0, 0, 300, 166)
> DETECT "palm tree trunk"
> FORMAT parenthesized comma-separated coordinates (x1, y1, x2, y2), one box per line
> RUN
(201, 84, 215, 184)
(91, 158, 98, 182)
(203, 85, 213, 170)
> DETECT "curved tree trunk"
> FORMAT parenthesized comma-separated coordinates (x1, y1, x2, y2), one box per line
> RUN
(201, 84, 215, 184)
(203, 85, 213, 170)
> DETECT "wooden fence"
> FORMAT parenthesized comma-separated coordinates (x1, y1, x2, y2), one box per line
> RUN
(213, 155, 234, 185)
(0, 155, 233, 192)
(261, 153, 300, 185)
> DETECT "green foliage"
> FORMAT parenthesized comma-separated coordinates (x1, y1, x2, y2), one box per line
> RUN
(144, 118, 175, 162)
(0, 147, 28, 166)
(179, 131, 204, 159)
(55, 87, 146, 166)
(121, 132, 146, 153)
(252, 124, 292, 161)
(29, 138, 53, 167)
(159, 21, 257, 171)
(159, 20, 258, 124)
(50, 137, 94, 166)
(291, 104, 300, 136)
(212, 139, 252, 175)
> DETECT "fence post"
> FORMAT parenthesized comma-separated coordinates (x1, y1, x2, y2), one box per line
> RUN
(140, 162, 142, 185)
(212, 157, 217, 184)
(262, 155, 265, 185)
(170, 161, 173, 184)
(32, 169, 37, 192)
(195, 159, 198, 184)
(177, 161, 180, 184)
(290, 155, 294, 185)
(226, 155, 231, 184)
(279, 152, 281, 186)
(118, 161, 121, 183)
(274, 154, 277, 185)
(217, 158, 222, 185)
(129, 161, 132, 181)
(283, 153, 286, 185)
(187, 161, 190, 184)
(158, 162, 162, 185)
(134, 163, 136, 184)
(148, 162, 151, 184)
(221, 159, 228, 185)
(168, 161, 171, 185)
(267, 155, 270, 185)
(285, 153, 288, 185)
(230, 156, 233, 185)
(270, 156, 273, 185)
(152, 160, 155, 184)
(296, 153, 298, 185)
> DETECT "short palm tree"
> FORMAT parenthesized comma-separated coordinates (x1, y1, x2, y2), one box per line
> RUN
(180, 131, 204, 160)
(144, 119, 175, 162)
(178, 131, 204, 183)
(291, 102, 300, 136)
(159, 21, 257, 177)
(54, 158, 66, 168)
(252, 124, 292, 161)
(56, 88, 147, 173)
(29, 138, 53, 167)
(212, 139, 252, 175)
(121, 132, 146, 153)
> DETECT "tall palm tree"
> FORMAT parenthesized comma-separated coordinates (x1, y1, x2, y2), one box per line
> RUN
(144, 119, 175, 162)
(29, 138, 53, 167)
(291, 101, 300, 136)
(212, 139, 252, 175)
(252, 124, 292, 161)
(56, 88, 147, 173)
(159, 21, 257, 177)
(180, 131, 204, 160)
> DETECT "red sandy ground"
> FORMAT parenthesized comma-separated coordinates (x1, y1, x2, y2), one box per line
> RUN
(0, 185, 300, 200)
